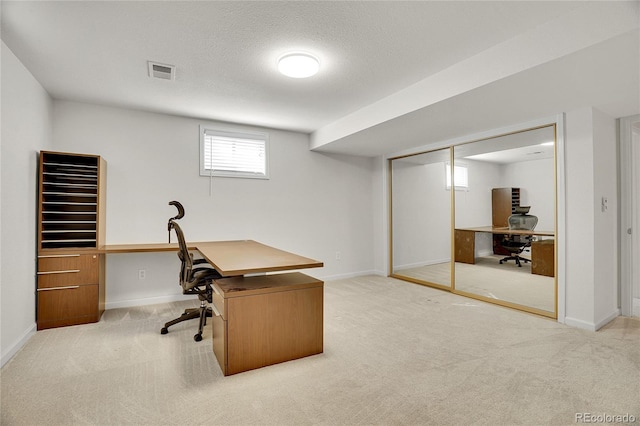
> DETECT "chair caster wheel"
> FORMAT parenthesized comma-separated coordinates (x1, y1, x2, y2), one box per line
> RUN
(161, 327, 168, 335)
(499, 261, 503, 264)
(194, 333, 203, 342)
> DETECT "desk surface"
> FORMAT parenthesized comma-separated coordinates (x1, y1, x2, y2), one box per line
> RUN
(101, 240, 323, 276)
(456, 226, 554, 237)
(196, 240, 323, 276)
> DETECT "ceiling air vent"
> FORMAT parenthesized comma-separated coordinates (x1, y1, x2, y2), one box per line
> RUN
(148, 61, 175, 80)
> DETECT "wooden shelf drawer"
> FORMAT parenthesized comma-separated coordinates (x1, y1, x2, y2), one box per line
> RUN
(37, 284, 99, 330)
(37, 254, 99, 288)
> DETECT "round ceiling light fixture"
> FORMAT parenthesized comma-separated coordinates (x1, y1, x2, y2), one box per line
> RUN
(277, 52, 320, 78)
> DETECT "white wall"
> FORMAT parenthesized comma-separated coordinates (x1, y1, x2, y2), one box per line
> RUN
(564, 107, 619, 330)
(564, 108, 595, 328)
(634, 124, 640, 304)
(52, 101, 376, 307)
(454, 159, 499, 228)
(371, 156, 386, 275)
(391, 160, 450, 269)
(592, 108, 618, 326)
(1, 42, 53, 366)
(501, 158, 555, 232)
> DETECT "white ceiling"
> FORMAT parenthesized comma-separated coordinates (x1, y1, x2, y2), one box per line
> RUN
(2, 1, 639, 157)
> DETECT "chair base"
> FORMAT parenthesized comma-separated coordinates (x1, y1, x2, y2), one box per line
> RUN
(160, 304, 212, 342)
(499, 255, 531, 267)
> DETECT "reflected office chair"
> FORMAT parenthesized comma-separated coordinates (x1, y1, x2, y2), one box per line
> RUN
(161, 201, 223, 342)
(499, 206, 538, 267)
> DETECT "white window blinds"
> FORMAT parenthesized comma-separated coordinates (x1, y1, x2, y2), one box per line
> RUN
(200, 128, 269, 179)
(445, 163, 468, 189)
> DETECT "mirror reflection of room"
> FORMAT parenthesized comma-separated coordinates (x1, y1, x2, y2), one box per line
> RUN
(391, 148, 451, 289)
(453, 126, 556, 316)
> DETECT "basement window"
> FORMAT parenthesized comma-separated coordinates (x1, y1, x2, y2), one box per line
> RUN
(200, 127, 269, 179)
(445, 163, 468, 190)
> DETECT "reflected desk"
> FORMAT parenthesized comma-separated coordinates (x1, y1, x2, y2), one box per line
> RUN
(103, 240, 324, 375)
(454, 227, 554, 276)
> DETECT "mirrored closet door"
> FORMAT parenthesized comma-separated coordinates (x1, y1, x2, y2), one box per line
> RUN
(389, 125, 557, 318)
(390, 148, 452, 290)
(452, 126, 556, 316)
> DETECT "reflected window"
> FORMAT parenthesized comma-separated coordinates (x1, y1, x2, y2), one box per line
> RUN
(445, 163, 468, 190)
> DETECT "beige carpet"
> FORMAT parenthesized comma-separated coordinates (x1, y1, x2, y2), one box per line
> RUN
(2, 275, 639, 425)
(396, 256, 555, 313)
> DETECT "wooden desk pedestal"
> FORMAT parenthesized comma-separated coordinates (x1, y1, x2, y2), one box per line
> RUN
(454, 230, 476, 264)
(532, 239, 555, 277)
(211, 272, 324, 376)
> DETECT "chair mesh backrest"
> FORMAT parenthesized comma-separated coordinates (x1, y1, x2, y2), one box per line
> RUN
(170, 220, 193, 288)
(508, 214, 538, 231)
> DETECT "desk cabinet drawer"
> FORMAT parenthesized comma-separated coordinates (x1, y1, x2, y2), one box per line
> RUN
(212, 290, 225, 320)
(211, 313, 227, 374)
(37, 254, 99, 288)
(37, 284, 99, 329)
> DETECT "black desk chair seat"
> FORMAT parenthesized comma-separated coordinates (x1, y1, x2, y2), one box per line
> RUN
(161, 202, 224, 342)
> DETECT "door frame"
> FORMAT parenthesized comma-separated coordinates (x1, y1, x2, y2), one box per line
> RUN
(618, 114, 639, 317)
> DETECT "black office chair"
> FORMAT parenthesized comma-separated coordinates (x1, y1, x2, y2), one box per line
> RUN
(161, 201, 223, 342)
(499, 206, 538, 267)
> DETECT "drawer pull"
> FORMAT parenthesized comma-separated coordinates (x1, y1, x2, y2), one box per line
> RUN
(38, 254, 81, 258)
(37, 286, 80, 291)
(210, 303, 221, 317)
(37, 269, 81, 275)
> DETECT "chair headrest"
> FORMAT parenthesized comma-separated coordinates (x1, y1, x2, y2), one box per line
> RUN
(514, 206, 531, 214)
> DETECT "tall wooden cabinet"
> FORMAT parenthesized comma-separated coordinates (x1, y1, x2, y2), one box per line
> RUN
(36, 151, 107, 330)
(491, 187, 520, 227)
(491, 188, 520, 255)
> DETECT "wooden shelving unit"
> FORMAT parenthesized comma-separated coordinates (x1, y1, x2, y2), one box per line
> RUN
(491, 187, 520, 227)
(491, 187, 520, 255)
(36, 151, 106, 330)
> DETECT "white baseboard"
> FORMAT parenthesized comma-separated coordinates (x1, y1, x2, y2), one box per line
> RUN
(394, 258, 451, 271)
(595, 309, 621, 331)
(317, 270, 381, 281)
(105, 294, 190, 310)
(1, 323, 36, 368)
(478, 250, 494, 258)
(564, 309, 621, 331)
(563, 316, 597, 331)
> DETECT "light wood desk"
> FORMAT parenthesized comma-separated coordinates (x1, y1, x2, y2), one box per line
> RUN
(101, 240, 323, 274)
(103, 240, 324, 375)
(194, 240, 323, 276)
(455, 227, 554, 275)
(456, 226, 554, 238)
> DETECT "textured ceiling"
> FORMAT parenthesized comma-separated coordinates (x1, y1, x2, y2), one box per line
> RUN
(2, 1, 579, 132)
(1, 1, 638, 157)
